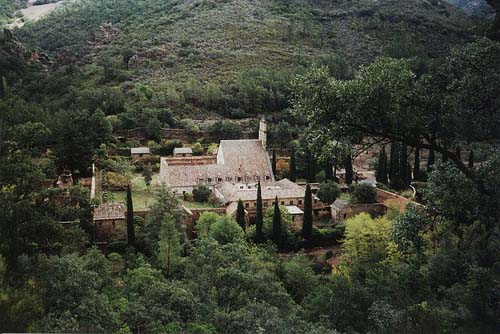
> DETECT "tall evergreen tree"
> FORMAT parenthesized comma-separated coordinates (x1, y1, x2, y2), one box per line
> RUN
(302, 184, 313, 239)
(413, 146, 421, 181)
(236, 199, 246, 232)
(272, 150, 277, 177)
(376, 146, 388, 185)
(345, 154, 353, 185)
(468, 149, 474, 169)
(255, 181, 264, 243)
(456, 145, 462, 161)
(157, 214, 182, 276)
(308, 152, 317, 183)
(427, 148, 435, 173)
(126, 184, 135, 247)
(271, 196, 282, 246)
(289, 147, 297, 182)
(400, 144, 409, 188)
(389, 142, 400, 184)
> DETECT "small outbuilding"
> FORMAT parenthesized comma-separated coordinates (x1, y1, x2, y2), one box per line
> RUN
(286, 205, 304, 225)
(131, 147, 151, 161)
(93, 203, 126, 243)
(174, 147, 193, 157)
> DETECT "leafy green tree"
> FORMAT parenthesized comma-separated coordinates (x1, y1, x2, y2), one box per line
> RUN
(193, 185, 211, 203)
(126, 184, 135, 247)
(255, 181, 264, 243)
(236, 199, 246, 232)
(157, 214, 182, 276)
(145, 117, 162, 142)
(302, 184, 313, 240)
(279, 253, 318, 303)
(195, 212, 219, 239)
(316, 181, 340, 204)
(209, 215, 244, 245)
(350, 184, 377, 204)
(191, 142, 203, 156)
(142, 164, 153, 186)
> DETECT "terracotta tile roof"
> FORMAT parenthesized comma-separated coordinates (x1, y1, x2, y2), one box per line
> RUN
(160, 139, 274, 188)
(93, 203, 125, 220)
(215, 179, 307, 204)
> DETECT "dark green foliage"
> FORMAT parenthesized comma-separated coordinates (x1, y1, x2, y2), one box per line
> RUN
(272, 149, 277, 176)
(413, 147, 421, 181)
(427, 149, 435, 173)
(302, 184, 313, 239)
(236, 199, 246, 232)
(344, 154, 353, 185)
(376, 146, 388, 185)
(192, 185, 211, 203)
(289, 146, 297, 182)
(468, 149, 474, 169)
(208, 120, 242, 140)
(399, 144, 410, 188)
(126, 184, 135, 247)
(255, 181, 264, 243)
(316, 181, 340, 204)
(350, 184, 377, 204)
(271, 197, 282, 246)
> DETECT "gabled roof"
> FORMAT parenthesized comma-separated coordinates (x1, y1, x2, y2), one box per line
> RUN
(131, 147, 150, 154)
(160, 138, 274, 188)
(331, 199, 347, 211)
(93, 203, 125, 220)
(215, 179, 307, 204)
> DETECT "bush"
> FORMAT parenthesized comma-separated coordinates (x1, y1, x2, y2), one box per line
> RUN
(350, 184, 377, 204)
(191, 142, 203, 156)
(193, 185, 211, 203)
(317, 181, 341, 204)
(158, 139, 183, 156)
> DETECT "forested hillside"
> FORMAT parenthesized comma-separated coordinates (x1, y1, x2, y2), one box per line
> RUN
(11, 0, 479, 119)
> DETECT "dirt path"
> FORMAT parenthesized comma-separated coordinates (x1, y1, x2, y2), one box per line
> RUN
(8, 0, 64, 28)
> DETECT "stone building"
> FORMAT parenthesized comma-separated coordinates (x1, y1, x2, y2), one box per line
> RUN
(173, 147, 193, 157)
(131, 147, 151, 161)
(160, 118, 274, 195)
(93, 203, 126, 243)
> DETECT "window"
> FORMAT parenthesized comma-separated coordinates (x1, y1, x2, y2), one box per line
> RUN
(237, 177, 242, 182)
(281, 201, 285, 205)
(112, 221, 116, 228)
(254, 202, 257, 207)
(343, 214, 347, 219)
(245, 203, 249, 208)
(265, 175, 270, 181)
(255, 175, 260, 181)
(298, 200, 303, 205)
(198, 178, 204, 183)
(207, 178, 212, 183)
(217, 177, 223, 182)
(226, 176, 232, 182)
(289, 200, 294, 205)
(292, 216, 295, 222)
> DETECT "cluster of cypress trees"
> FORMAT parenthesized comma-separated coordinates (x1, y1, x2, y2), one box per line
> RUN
(376, 142, 411, 190)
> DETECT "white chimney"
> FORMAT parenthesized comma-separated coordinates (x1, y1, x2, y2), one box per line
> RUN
(258, 117, 267, 149)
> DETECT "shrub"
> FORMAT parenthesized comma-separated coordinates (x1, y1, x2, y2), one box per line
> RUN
(350, 184, 377, 204)
(317, 181, 341, 204)
(193, 185, 211, 203)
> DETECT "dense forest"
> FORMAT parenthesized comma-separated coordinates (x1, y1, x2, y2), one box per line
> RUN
(1, 0, 500, 333)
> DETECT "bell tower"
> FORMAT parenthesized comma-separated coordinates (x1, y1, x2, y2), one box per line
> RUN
(258, 117, 267, 149)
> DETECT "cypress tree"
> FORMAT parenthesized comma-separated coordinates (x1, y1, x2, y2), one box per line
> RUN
(236, 199, 246, 232)
(345, 154, 353, 185)
(468, 150, 474, 169)
(126, 184, 135, 247)
(289, 147, 297, 182)
(413, 147, 421, 181)
(376, 146, 388, 185)
(255, 181, 264, 243)
(308, 153, 317, 183)
(271, 196, 282, 246)
(400, 144, 409, 188)
(389, 142, 400, 184)
(427, 148, 435, 173)
(302, 184, 313, 239)
(272, 150, 277, 176)
(455, 145, 461, 161)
